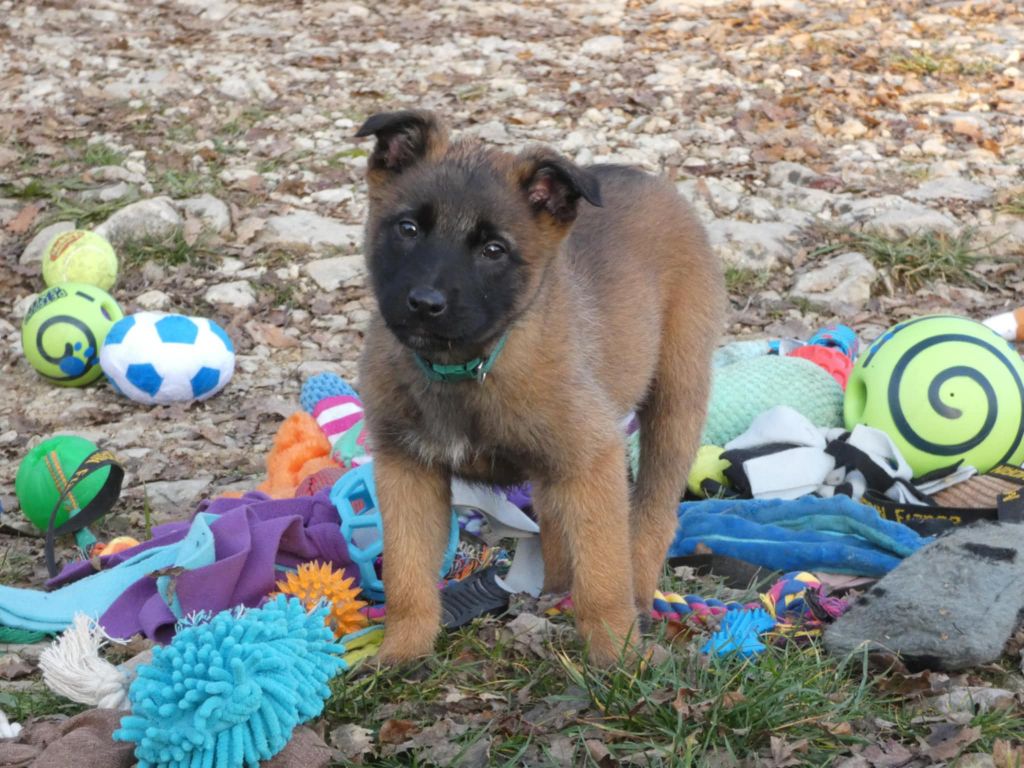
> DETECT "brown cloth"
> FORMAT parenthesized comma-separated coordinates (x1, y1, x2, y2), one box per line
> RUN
(0, 709, 332, 768)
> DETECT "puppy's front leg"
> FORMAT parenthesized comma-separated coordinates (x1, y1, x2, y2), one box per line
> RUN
(374, 449, 453, 664)
(535, 441, 635, 666)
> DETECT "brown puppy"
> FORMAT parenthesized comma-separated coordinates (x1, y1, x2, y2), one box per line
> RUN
(354, 110, 725, 666)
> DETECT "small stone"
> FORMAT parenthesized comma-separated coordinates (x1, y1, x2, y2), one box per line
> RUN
(466, 120, 511, 143)
(144, 476, 214, 514)
(20, 220, 75, 264)
(310, 187, 354, 205)
(838, 196, 958, 236)
(906, 176, 993, 203)
(705, 219, 799, 270)
(921, 137, 948, 156)
(136, 289, 172, 311)
(261, 211, 362, 250)
(305, 255, 367, 291)
(89, 165, 147, 185)
(839, 118, 868, 139)
(94, 197, 183, 245)
(581, 35, 624, 56)
(870, 206, 959, 237)
(78, 181, 135, 202)
(204, 280, 255, 308)
(767, 161, 825, 188)
(218, 168, 262, 185)
(177, 194, 231, 233)
(792, 252, 877, 309)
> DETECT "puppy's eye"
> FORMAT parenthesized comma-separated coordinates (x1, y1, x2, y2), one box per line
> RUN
(482, 241, 507, 260)
(397, 220, 419, 238)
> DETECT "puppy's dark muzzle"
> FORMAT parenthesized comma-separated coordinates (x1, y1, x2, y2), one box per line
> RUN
(407, 286, 448, 318)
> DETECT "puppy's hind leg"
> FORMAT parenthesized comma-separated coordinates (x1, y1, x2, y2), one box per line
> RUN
(630, 312, 719, 618)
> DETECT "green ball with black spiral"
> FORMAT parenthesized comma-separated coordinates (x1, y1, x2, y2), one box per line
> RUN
(844, 315, 1024, 476)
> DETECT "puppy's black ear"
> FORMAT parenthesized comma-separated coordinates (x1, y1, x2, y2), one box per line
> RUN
(355, 110, 448, 176)
(516, 148, 602, 225)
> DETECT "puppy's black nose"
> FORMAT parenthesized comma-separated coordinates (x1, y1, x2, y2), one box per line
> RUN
(407, 286, 447, 317)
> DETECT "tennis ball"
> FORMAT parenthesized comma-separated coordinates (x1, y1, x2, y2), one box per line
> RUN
(15, 435, 110, 532)
(21, 283, 124, 386)
(687, 445, 730, 496)
(42, 230, 118, 291)
(845, 314, 1024, 475)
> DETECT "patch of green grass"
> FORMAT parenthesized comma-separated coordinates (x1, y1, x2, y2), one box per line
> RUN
(154, 169, 223, 199)
(324, 593, 917, 767)
(0, 546, 35, 584)
(725, 266, 771, 295)
(82, 142, 127, 167)
(324, 147, 368, 167)
(1000, 193, 1024, 217)
(812, 228, 984, 292)
(0, 686, 86, 720)
(1, 178, 142, 229)
(118, 228, 211, 270)
(0, 179, 51, 200)
(264, 281, 299, 309)
(888, 52, 998, 77)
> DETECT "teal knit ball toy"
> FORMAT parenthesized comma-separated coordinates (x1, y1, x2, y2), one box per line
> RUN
(114, 596, 344, 768)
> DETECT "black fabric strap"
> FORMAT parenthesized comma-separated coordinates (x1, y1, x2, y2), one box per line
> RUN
(45, 449, 124, 577)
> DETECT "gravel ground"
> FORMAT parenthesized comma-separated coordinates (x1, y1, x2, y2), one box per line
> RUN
(0, 1, 1022, 758)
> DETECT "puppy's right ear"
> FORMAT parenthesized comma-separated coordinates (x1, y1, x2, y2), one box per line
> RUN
(355, 110, 448, 181)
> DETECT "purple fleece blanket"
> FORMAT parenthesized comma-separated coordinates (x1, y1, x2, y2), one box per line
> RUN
(48, 491, 353, 643)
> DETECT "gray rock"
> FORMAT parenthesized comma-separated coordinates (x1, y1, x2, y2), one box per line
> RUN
(310, 187, 354, 205)
(837, 195, 959, 236)
(89, 165, 148, 185)
(204, 280, 255, 308)
(705, 219, 799, 269)
(94, 197, 182, 245)
(20, 220, 75, 264)
(869, 206, 960, 238)
(767, 161, 825, 188)
(144, 476, 213, 514)
(78, 181, 136, 202)
(261, 211, 362, 250)
(136, 289, 172, 311)
(304, 255, 367, 291)
(177, 194, 231, 234)
(581, 35, 624, 56)
(676, 178, 744, 214)
(906, 176, 994, 203)
(824, 522, 1024, 670)
(792, 252, 877, 309)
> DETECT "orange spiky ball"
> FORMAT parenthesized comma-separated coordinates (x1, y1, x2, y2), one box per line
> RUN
(274, 561, 368, 638)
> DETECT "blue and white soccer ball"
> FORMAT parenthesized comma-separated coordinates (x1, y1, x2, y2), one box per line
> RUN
(99, 311, 235, 405)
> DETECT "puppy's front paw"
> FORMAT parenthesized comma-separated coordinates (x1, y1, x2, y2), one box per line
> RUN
(376, 618, 440, 665)
(578, 608, 640, 668)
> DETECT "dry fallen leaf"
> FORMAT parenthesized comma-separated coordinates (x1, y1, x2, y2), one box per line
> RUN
(6, 202, 41, 234)
(993, 738, 1024, 768)
(767, 736, 809, 767)
(924, 723, 981, 761)
(182, 214, 204, 246)
(721, 691, 747, 710)
(245, 320, 301, 349)
(0, 653, 35, 680)
(235, 216, 266, 245)
(378, 719, 418, 745)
